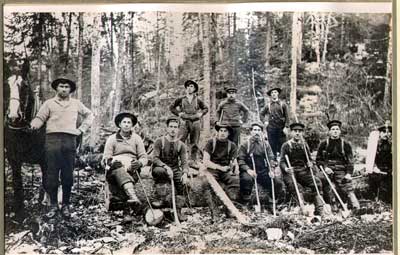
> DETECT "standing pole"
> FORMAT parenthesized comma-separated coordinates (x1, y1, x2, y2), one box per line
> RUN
(252, 68, 260, 120)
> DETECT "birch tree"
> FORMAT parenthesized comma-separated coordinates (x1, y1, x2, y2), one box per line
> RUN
(200, 13, 211, 133)
(113, 13, 126, 118)
(290, 12, 302, 115)
(76, 12, 84, 100)
(383, 15, 392, 108)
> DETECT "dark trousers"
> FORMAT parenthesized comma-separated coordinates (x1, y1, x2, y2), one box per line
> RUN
(45, 133, 77, 205)
(368, 172, 392, 204)
(180, 120, 201, 160)
(152, 166, 184, 195)
(208, 168, 239, 201)
(283, 168, 322, 197)
(240, 171, 284, 204)
(267, 127, 285, 157)
(228, 126, 241, 146)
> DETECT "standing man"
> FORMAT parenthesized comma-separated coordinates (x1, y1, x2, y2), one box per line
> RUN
(151, 116, 190, 221)
(316, 120, 360, 210)
(30, 77, 93, 218)
(260, 87, 289, 157)
(367, 123, 392, 204)
(170, 80, 208, 164)
(280, 122, 325, 215)
(238, 122, 283, 212)
(216, 87, 249, 145)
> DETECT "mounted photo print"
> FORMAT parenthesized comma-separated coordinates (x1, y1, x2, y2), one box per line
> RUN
(3, 2, 393, 254)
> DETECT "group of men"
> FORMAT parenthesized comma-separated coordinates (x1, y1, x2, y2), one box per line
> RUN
(29, 77, 392, 221)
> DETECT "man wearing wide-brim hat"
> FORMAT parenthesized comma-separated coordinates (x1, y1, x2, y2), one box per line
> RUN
(102, 112, 149, 219)
(316, 120, 360, 211)
(280, 122, 326, 215)
(216, 86, 249, 145)
(238, 122, 284, 212)
(260, 87, 289, 157)
(30, 77, 93, 219)
(367, 121, 392, 204)
(170, 80, 209, 164)
(202, 121, 240, 218)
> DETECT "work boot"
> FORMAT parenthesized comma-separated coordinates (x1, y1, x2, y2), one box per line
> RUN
(123, 183, 141, 205)
(314, 195, 324, 216)
(46, 205, 59, 218)
(177, 209, 188, 222)
(348, 192, 360, 210)
(61, 204, 71, 218)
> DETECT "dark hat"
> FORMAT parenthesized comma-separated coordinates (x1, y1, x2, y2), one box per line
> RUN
(327, 120, 342, 129)
(289, 122, 305, 130)
(184, 80, 199, 93)
(214, 121, 233, 134)
(51, 78, 77, 93)
(166, 116, 180, 126)
(378, 125, 392, 132)
(250, 121, 264, 130)
(225, 87, 237, 93)
(114, 112, 137, 128)
(266, 87, 282, 96)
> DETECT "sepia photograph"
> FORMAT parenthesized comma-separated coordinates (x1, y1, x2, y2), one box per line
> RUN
(3, 3, 393, 254)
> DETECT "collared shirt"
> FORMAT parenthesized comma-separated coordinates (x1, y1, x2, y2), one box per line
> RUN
(102, 131, 148, 166)
(32, 95, 93, 135)
(260, 99, 289, 129)
(216, 98, 249, 127)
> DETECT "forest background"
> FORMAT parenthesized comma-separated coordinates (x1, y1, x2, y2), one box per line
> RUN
(3, 10, 392, 151)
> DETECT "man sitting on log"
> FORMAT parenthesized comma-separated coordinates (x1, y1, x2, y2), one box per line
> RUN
(202, 121, 239, 218)
(367, 123, 392, 205)
(151, 116, 191, 221)
(316, 120, 360, 211)
(238, 122, 283, 212)
(280, 122, 325, 215)
(102, 112, 148, 210)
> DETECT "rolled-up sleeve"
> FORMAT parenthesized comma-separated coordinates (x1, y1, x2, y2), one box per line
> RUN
(31, 101, 50, 128)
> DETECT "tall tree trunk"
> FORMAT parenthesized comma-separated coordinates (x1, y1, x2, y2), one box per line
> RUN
(76, 13, 84, 101)
(232, 13, 237, 83)
(64, 12, 73, 74)
(113, 14, 126, 117)
(290, 12, 302, 116)
(265, 12, 272, 69)
(210, 13, 218, 122)
(340, 13, 345, 51)
(297, 13, 303, 64)
(322, 13, 332, 65)
(314, 14, 321, 66)
(200, 13, 211, 133)
(155, 12, 162, 120)
(383, 16, 392, 108)
(90, 14, 102, 147)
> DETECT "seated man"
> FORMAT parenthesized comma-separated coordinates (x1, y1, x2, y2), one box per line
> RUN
(202, 122, 239, 217)
(280, 122, 325, 215)
(238, 122, 283, 212)
(151, 116, 190, 221)
(368, 123, 392, 204)
(102, 112, 148, 208)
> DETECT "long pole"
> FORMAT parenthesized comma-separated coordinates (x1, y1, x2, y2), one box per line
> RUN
(252, 68, 260, 120)
(250, 154, 261, 213)
(262, 143, 276, 216)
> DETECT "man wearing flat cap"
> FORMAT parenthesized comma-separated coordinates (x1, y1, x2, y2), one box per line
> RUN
(238, 122, 283, 212)
(316, 120, 360, 210)
(102, 112, 148, 215)
(151, 116, 190, 220)
(216, 86, 249, 145)
(170, 80, 209, 163)
(260, 87, 289, 157)
(367, 122, 392, 204)
(30, 77, 93, 218)
(280, 122, 325, 215)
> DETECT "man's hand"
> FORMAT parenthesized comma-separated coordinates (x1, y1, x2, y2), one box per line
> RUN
(285, 167, 294, 174)
(196, 112, 203, 119)
(101, 158, 112, 168)
(283, 127, 289, 135)
(264, 121, 269, 128)
(344, 173, 352, 180)
(164, 165, 174, 179)
(247, 169, 257, 178)
(373, 166, 381, 174)
(30, 121, 41, 130)
(219, 165, 230, 172)
(269, 170, 275, 179)
(307, 161, 313, 169)
(178, 112, 185, 118)
(131, 160, 143, 172)
(181, 173, 189, 185)
(325, 167, 334, 175)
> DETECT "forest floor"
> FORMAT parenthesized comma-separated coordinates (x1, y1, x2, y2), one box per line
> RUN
(4, 159, 393, 254)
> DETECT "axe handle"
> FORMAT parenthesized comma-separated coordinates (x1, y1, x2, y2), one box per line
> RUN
(171, 178, 181, 225)
(319, 165, 349, 212)
(250, 154, 261, 211)
(285, 155, 305, 211)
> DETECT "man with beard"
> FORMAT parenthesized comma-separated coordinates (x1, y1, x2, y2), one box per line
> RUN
(170, 80, 208, 164)
(238, 122, 283, 212)
(316, 120, 360, 211)
(216, 87, 249, 145)
(367, 123, 392, 204)
(151, 116, 191, 221)
(260, 87, 289, 157)
(30, 77, 93, 218)
(280, 122, 325, 215)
